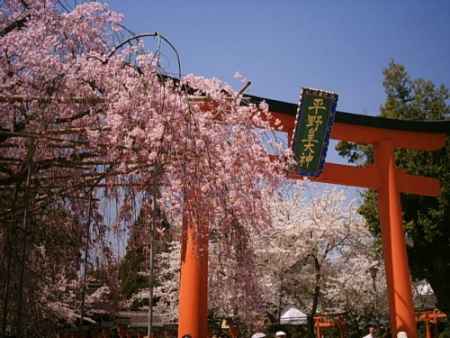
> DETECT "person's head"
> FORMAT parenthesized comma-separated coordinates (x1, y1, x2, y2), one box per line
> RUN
(367, 323, 377, 334)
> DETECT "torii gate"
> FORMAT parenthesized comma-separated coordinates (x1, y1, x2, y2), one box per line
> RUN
(314, 313, 347, 338)
(416, 309, 447, 338)
(177, 94, 449, 338)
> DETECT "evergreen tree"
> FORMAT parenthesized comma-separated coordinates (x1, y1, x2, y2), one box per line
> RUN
(119, 215, 148, 304)
(336, 61, 450, 315)
(119, 198, 173, 310)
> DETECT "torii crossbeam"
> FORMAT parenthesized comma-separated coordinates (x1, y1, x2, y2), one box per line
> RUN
(177, 94, 449, 338)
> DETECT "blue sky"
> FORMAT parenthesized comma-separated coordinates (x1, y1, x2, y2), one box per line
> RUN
(101, 0, 449, 200)
(97, 1, 449, 247)
(105, 0, 450, 116)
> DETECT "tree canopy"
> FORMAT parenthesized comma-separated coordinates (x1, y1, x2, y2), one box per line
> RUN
(0, 1, 286, 336)
(336, 61, 450, 315)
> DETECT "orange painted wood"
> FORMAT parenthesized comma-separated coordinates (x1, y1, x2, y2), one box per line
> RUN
(272, 111, 295, 141)
(331, 122, 446, 151)
(375, 143, 398, 337)
(288, 163, 379, 189)
(425, 321, 431, 338)
(397, 170, 441, 197)
(286, 163, 441, 196)
(416, 308, 447, 338)
(272, 111, 447, 151)
(178, 192, 209, 338)
(314, 316, 345, 338)
(417, 310, 447, 322)
(375, 141, 417, 338)
(416, 309, 447, 338)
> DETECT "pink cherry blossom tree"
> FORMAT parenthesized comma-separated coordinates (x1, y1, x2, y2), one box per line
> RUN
(0, 0, 286, 336)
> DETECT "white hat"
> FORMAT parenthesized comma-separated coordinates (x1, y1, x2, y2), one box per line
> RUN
(397, 332, 408, 338)
(275, 331, 287, 337)
(251, 333, 266, 338)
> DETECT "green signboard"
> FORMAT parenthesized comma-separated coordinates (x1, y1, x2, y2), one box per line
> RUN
(292, 88, 338, 177)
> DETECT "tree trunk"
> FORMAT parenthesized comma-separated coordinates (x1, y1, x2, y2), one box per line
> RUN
(307, 256, 321, 338)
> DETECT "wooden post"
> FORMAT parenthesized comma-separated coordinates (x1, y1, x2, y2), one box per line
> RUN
(375, 141, 417, 338)
(425, 320, 431, 338)
(228, 325, 239, 338)
(178, 191, 209, 338)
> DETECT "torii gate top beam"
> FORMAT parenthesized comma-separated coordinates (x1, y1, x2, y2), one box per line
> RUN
(245, 94, 449, 151)
(245, 94, 449, 196)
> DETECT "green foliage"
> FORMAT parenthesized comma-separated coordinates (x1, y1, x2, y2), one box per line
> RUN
(119, 244, 148, 301)
(118, 202, 174, 310)
(118, 209, 149, 306)
(337, 61, 450, 315)
(439, 327, 450, 338)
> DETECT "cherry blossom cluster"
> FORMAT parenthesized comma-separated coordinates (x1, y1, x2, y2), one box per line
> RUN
(1, 0, 287, 333)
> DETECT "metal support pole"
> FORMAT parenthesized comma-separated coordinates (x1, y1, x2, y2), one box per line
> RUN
(80, 190, 93, 326)
(15, 140, 34, 337)
(147, 195, 155, 338)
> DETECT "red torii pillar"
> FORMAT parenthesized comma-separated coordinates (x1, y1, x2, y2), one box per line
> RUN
(416, 310, 447, 338)
(178, 189, 209, 338)
(177, 100, 447, 338)
(277, 109, 447, 338)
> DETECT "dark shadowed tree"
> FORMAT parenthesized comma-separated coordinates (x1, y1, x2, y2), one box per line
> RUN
(336, 61, 450, 315)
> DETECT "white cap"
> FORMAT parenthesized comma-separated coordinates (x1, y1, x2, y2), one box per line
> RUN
(251, 333, 266, 338)
(397, 332, 408, 338)
(275, 331, 287, 337)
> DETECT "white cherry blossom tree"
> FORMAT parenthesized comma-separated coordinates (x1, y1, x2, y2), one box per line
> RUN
(254, 183, 380, 335)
